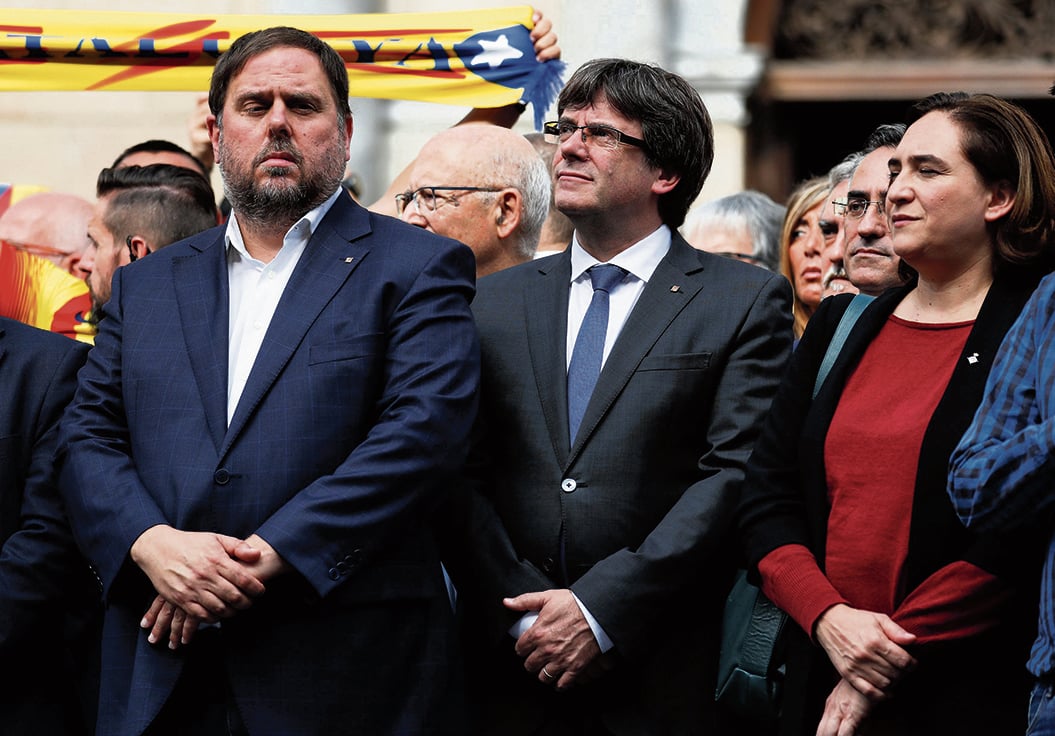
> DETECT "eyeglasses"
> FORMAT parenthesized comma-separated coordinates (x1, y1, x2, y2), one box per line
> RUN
(394, 186, 500, 216)
(543, 121, 649, 152)
(126, 235, 138, 262)
(3, 238, 73, 259)
(832, 198, 885, 220)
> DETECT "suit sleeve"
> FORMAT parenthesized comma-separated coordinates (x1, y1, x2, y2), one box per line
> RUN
(570, 273, 793, 658)
(441, 411, 555, 644)
(253, 240, 480, 597)
(0, 337, 92, 648)
(58, 269, 172, 599)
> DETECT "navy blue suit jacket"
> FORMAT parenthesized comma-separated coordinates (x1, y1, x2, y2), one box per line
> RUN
(0, 317, 97, 734)
(59, 195, 479, 736)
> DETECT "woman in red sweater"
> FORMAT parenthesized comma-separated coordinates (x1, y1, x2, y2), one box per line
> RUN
(738, 92, 1055, 735)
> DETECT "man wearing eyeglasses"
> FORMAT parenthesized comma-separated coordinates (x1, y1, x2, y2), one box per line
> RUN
(397, 124, 551, 277)
(820, 153, 863, 299)
(841, 124, 908, 296)
(0, 192, 93, 278)
(445, 58, 793, 734)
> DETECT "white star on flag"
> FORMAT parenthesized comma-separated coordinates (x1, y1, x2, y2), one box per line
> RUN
(470, 34, 523, 69)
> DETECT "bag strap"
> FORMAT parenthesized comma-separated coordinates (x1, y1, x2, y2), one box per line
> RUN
(812, 293, 874, 400)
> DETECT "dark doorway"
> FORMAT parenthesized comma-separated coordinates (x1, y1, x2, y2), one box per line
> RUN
(747, 94, 1055, 202)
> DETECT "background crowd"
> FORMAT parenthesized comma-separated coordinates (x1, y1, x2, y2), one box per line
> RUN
(2, 11, 1055, 736)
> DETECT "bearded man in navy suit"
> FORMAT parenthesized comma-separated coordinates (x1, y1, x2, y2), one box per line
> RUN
(446, 59, 793, 734)
(59, 27, 478, 736)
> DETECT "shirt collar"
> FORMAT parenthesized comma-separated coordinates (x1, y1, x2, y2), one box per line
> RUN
(569, 225, 672, 284)
(224, 188, 344, 264)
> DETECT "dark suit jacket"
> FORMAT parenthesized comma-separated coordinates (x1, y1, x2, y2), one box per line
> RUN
(58, 195, 480, 736)
(0, 317, 97, 735)
(448, 234, 793, 735)
(738, 274, 1043, 735)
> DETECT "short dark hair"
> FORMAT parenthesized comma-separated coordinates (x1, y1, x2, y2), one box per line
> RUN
(111, 139, 209, 178)
(96, 164, 217, 250)
(910, 91, 1055, 267)
(862, 123, 906, 153)
(209, 26, 351, 124)
(556, 58, 713, 229)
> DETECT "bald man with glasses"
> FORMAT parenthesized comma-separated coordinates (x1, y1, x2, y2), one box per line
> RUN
(398, 124, 551, 278)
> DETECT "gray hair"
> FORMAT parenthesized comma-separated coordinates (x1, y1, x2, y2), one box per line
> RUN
(490, 145, 551, 259)
(683, 190, 785, 271)
(828, 151, 865, 188)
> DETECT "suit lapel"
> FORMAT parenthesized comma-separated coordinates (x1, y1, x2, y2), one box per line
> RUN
(525, 252, 573, 466)
(568, 236, 705, 463)
(173, 231, 230, 453)
(221, 196, 370, 457)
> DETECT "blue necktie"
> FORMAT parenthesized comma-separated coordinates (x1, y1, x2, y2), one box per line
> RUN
(567, 264, 626, 444)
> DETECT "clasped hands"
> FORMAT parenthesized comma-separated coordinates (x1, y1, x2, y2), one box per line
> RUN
(504, 589, 613, 691)
(813, 604, 918, 736)
(129, 524, 289, 650)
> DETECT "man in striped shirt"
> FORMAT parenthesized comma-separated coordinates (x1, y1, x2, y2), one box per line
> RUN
(949, 271, 1055, 736)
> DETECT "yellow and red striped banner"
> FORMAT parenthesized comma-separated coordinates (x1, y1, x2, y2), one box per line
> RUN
(0, 7, 564, 121)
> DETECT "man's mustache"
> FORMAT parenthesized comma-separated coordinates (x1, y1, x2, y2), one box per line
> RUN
(823, 264, 850, 289)
(254, 140, 303, 168)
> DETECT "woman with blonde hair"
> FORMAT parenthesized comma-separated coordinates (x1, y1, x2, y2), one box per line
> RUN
(778, 177, 829, 339)
(738, 91, 1055, 735)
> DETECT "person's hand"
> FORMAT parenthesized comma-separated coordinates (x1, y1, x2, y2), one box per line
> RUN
(187, 93, 214, 171)
(130, 525, 266, 621)
(816, 678, 873, 736)
(504, 589, 601, 690)
(530, 11, 561, 62)
(140, 595, 202, 650)
(136, 533, 287, 650)
(814, 604, 916, 700)
(234, 533, 292, 582)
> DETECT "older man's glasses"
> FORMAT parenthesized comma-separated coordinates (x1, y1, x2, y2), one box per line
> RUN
(394, 186, 500, 216)
(832, 198, 885, 220)
(543, 121, 649, 152)
(3, 239, 72, 259)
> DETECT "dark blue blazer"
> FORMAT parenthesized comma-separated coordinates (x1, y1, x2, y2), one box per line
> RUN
(59, 195, 480, 736)
(0, 317, 97, 735)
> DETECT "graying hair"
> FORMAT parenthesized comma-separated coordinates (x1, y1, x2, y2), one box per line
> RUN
(828, 151, 865, 188)
(683, 190, 785, 271)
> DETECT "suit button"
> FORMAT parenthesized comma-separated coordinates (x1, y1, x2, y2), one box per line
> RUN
(561, 478, 577, 493)
(349, 548, 363, 565)
(214, 468, 230, 485)
(328, 567, 340, 581)
(542, 557, 554, 573)
(336, 561, 348, 575)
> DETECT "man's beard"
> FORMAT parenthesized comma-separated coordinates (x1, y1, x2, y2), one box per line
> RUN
(217, 127, 347, 230)
(86, 277, 107, 326)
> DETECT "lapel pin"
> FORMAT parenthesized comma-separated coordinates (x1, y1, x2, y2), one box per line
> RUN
(967, 352, 979, 364)
(344, 257, 354, 263)
(670, 285, 681, 293)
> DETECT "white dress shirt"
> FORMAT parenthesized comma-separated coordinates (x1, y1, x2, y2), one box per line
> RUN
(225, 189, 342, 426)
(512, 225, 672, 654)
(565, 226, 672, 368)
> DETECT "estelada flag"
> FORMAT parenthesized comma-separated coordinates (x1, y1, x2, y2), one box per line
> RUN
(0, 6, 565, 127)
